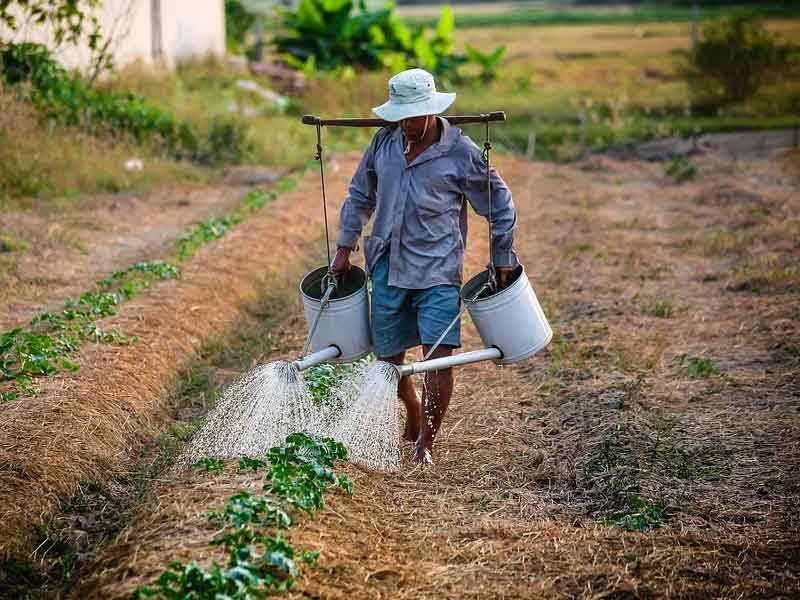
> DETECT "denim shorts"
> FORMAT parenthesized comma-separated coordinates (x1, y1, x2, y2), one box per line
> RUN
(370, 252, 461, 358)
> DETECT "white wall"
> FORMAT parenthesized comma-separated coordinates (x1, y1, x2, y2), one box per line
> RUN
(1, 0, 226, 72)
(161, 0, 227, 67)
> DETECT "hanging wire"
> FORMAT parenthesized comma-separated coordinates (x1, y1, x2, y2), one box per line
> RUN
(483, 117, 497, 292)
(315, 123, 332, 270)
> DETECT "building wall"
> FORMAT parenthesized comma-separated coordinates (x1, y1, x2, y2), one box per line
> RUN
(160, 0, 227, 66)
(0, 0, 226, 72)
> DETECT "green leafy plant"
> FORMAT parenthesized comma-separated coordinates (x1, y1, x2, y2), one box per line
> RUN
(675, 354, 718, 378)
(238, 456, 267, 472)
(464, 44, 506, 83)
(664, 156, 697, 182)
(0, 1, 103, 54)
(304, 356, 370, 406)
(274, 0, 464, 76)
(604, 495, 668, 531)
(225, 0, 257, 54)
(194, 457, 226, 473)
(687, 14, 793, 106)
(0, 260, 180, 400)
(176, 216, 241, 262)
(136, 434, 351, 599)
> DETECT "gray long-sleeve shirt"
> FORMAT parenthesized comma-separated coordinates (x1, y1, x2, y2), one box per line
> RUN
(337, 117, 518, 289)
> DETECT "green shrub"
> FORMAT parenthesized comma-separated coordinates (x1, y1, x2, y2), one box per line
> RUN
(274, 0, 467, 77)
(664, 155, 697, 182)
(687, 14, 794, 106)
(225, 0, 257, 54)
(0, 43, 252, 166)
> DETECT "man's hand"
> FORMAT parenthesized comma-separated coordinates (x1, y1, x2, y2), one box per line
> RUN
(496, 266, 515, 289)
(330, 247, 352, 277)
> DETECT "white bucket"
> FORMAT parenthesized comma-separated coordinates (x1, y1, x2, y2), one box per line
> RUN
(461, 265, 552, 365)
(300, 266, 372, 362)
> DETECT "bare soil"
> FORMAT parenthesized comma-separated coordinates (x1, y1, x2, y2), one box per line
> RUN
(0, 175, 287, 331)
(69, 150, 799, 598)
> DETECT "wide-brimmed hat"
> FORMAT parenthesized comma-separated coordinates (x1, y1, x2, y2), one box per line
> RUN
(372, 68, 456, 122)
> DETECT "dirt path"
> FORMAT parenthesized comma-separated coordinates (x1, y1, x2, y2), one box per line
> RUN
(0, 176, 288, 331)
(78, 152, 799, 598)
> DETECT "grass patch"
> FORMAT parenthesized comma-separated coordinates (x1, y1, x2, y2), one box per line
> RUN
(675, 354, 719, 378)
(729, 253, 800, 293)
(0, 84, 203, 204)
(0, 233, 29, 253)
(640, 296, 674, 318)
(404, 4, 800, 30)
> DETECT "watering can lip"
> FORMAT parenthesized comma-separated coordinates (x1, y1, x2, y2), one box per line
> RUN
(460, 264, 526, 303)
(300, 264, 367, 302)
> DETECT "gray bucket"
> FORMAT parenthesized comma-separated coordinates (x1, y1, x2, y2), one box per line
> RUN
(461, 265, 552, 365)
(300, 265, 371, 362)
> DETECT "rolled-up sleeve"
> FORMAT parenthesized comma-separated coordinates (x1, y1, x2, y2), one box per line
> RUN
(461, 142, 519, 268)
(337, 137, 378, 249)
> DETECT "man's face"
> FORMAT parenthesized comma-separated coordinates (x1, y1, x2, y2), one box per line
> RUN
(399, 115, 431, 142)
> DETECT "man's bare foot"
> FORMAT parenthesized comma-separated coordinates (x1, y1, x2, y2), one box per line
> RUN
(411, 441, 433, 465)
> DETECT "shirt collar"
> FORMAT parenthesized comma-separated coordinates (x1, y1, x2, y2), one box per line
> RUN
(394, 117, 459, 167)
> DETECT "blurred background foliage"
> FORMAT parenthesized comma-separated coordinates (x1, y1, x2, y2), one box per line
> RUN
(0, 0, 799, 202)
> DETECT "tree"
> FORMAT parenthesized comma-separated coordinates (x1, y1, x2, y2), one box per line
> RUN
(687, 13, 792, 105)
(1, 0, 103, 49)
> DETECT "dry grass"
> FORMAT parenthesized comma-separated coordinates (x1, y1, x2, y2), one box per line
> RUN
(0, 154, 360, 561)
(0, 179, 248, 331)
(76, 151, 799, 598)
(0, 85, 203, 205)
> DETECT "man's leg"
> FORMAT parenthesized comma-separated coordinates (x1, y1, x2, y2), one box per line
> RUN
(413, 344, 454, 463)
(380, 351, 421, 442)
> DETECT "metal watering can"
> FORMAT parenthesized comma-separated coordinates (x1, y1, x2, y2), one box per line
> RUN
(293, 266, 371, 372)
(293, 263, 552, 376)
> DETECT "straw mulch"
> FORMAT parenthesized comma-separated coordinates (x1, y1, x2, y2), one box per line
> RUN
(0, 154, 359, 560)
(80, 151, 799, 598)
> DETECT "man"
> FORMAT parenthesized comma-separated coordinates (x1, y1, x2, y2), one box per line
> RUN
(331, 68, 518, 464)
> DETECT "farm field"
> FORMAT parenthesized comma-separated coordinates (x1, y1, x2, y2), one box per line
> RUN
(2, 144, 798, 596)
(1, 3, 800, 598)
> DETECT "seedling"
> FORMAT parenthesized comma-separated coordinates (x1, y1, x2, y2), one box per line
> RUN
(640, 297, 674, 318)
(238, 456, 267, 472)
(193, 457, 226, 473)
(137, 434, 352, 599)
(675, 354, 718, 378)
(604, 495, 668, 531)
(0, 260, 180, 401)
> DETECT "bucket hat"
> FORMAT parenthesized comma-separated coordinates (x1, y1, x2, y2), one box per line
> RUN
(372, 68, 456, 122)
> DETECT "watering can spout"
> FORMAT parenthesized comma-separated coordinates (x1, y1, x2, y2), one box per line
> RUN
(293, 345, 341, 372)
(393, 347, 503, 378)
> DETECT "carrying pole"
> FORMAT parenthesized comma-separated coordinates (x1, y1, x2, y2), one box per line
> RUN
(302, 112, 506, 128)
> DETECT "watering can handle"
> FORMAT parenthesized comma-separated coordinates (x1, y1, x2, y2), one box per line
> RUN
(299, 279, 337, 360)
(421, 280, 492, 363)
